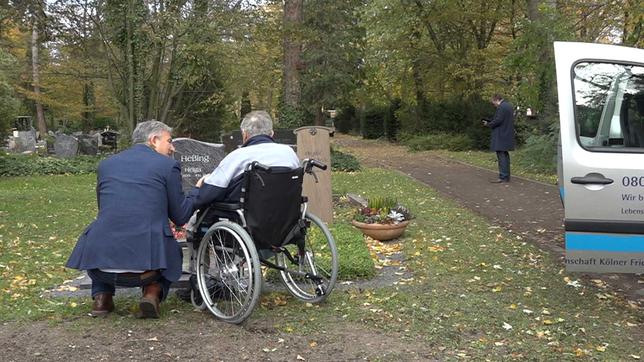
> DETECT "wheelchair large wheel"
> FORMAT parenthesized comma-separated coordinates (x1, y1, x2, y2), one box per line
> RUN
(277, 212, 338, 303)
(196, 220, 262, 324)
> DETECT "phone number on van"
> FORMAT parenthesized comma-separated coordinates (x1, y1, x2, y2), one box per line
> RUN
(622, 177, 644, 187)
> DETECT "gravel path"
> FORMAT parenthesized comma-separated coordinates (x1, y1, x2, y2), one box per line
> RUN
(333, 134, 643, 303)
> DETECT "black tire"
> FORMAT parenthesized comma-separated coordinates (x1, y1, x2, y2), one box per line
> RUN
(277, 212, 338, 302)
(196, 221, 261, 324)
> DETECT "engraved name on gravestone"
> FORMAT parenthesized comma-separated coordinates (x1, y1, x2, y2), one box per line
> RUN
(54, 133, 79, 158)
(172, 138, 225, 192)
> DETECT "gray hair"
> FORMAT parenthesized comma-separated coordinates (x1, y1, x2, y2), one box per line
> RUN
(240, 111, 273, 138)
(131, 120, 172, 144)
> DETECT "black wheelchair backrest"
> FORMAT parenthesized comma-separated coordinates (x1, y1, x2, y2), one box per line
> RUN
(242, 165, 304, 249)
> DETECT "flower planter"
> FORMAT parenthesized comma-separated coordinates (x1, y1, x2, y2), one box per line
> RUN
(351, 220, 410, 241)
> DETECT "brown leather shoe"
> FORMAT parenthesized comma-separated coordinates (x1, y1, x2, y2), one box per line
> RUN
(91, 293, 114, 317)
(138, 282, 161, 319)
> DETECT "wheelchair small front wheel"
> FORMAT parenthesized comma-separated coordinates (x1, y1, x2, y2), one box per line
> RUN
(196, 220, 262, 324)
(190, 288, 207, 310)
(277, 212, 338, 303)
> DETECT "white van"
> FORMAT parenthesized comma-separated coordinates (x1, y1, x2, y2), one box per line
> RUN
(554, 42, 644, 273)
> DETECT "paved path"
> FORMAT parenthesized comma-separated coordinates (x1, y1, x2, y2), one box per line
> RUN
(333, 134, 643, 302)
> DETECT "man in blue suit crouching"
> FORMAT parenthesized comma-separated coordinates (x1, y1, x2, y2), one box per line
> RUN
(66, 120, 199, 318)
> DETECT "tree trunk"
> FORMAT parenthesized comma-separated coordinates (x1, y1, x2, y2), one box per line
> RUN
(282, 0, 302, 108)
(526, 0, 540, 22)
(82, 81, 95, 132)
(411, 58, 426, 132)
(31, 20, 47, 137)
(126, 0, 136, 131)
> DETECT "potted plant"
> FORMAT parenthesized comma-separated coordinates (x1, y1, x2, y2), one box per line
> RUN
(351, 196, 413, 241)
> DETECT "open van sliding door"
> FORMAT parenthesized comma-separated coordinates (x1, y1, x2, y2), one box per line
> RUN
(554, 42, 644, 273)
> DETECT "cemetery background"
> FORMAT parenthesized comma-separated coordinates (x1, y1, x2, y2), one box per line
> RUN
(0, 134, 642, 360)
(0, 1, 642, 359)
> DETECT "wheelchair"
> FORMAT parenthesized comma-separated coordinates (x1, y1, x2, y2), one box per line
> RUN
(185, 159, 338, 324)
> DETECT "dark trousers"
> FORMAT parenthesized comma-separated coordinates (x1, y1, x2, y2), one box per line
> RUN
(87, 269, 171, 301)
(496, 151, 510, 181)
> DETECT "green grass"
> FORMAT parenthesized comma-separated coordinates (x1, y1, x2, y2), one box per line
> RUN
(0, 173, 372, 321)
(332, 168, 641, 360)
(1, 169, 642, 359)
(434, 149, 558, 184)
(328, 220, 375, 279)
(0, 174, 98, 320)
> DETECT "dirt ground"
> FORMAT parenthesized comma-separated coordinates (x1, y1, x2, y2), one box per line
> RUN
(0, 310, 438, 361)
(0, 134, 641, 361)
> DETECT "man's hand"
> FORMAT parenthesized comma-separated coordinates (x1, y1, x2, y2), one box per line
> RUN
(196, 176, 206, 188)
(482, 119, 489, 126)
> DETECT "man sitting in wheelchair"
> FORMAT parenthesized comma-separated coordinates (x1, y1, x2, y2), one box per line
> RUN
(193, 110, 299, 208)
(176, 110, 298, 301)
(183, 110, 338, 324)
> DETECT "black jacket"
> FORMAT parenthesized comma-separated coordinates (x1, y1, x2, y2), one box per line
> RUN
(487, 100, 515, 151)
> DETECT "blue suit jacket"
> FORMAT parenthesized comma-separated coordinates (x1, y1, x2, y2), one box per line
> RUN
(66, 144, 197, 281)
(488, 100, 516, 151)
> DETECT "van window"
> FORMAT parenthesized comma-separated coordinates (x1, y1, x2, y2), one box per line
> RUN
(573, 62, 644, 151)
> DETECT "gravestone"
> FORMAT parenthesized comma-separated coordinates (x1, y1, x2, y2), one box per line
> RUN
(172, 138, 225, 192)
(14, 116, 32, 131)
(100, 130, 119, 151)
(11, 130, 37, 153)
(221, 128, 297, 153)
(77, 134, 99, 155)
(54, 134, 79, 158)
(294, 126, 333, 224)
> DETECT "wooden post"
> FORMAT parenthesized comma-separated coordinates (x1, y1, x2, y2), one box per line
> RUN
(294, 126, 333, 224)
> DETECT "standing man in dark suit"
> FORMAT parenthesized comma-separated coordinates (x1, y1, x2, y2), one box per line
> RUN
(483, 94, 515, 183)
(66, 120, 199, 318)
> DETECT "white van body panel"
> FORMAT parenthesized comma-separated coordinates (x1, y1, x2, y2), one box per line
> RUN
(554, 42, 644, 273)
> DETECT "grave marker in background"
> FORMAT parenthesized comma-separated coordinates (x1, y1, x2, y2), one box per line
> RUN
(54, 134, 79, 158)
(295, 126, 333, 224)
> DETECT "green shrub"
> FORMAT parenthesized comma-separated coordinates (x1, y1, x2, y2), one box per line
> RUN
(514, 130, 557, 174)
(361, 105, 386, 139)
(384, 99, 401, 141)
(277, 103, 307, 129)
(0, 153, 102, 177)
(331, 148, 361, 172)
(335, 105, 359, 134)
(403, 133, 474, 151)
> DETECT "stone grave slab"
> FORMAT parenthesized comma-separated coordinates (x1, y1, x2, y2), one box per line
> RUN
(11, 130, 37, 153)
(172, 137, 225, 192)
(54, 134, 79, 158)
(77, 134, 99, 155)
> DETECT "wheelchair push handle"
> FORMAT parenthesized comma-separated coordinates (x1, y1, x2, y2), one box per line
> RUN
(303, 159, 327, 173)
(250, 161, 271, 172)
